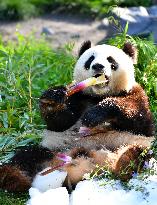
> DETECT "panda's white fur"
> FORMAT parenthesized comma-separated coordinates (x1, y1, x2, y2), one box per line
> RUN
(74, 44, 136, 96)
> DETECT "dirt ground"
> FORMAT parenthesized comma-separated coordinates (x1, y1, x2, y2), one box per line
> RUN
(1, 12, 157, 55)
(0, 14, 114, 55)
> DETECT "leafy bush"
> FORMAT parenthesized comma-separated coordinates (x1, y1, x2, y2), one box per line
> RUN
(0, 0, 153, 20)
(50, 0, 153, 17)
(0, 0, 36, 20)
(0, 33, 75, 162)
(0, 191, 28, 205)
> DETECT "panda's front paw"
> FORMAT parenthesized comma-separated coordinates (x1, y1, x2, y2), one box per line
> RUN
(40, 86, 67, 104)
(81, 106, 105, 127)
(39, 86, 67, 113)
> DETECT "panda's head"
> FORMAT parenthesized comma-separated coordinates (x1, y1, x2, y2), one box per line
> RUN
(73, 41, 137, 96)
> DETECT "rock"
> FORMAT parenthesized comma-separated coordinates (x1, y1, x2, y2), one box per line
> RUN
(41, 27, 55, 35)
(71, 34, 80, 39)
(147, 6, 157, 17)
(101, 6, 157, 42)
(111, 6, 151, 35)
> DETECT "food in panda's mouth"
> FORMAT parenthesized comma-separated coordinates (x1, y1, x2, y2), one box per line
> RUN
(66, 75, 107, 97)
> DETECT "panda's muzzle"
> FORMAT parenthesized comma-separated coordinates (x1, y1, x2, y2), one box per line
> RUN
(92, 64, 109, 85)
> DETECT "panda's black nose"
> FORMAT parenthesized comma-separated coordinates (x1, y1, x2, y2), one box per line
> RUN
(92, 63, 104, 71)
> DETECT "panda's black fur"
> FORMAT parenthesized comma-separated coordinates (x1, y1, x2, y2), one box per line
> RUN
(0, 41, 155, 192)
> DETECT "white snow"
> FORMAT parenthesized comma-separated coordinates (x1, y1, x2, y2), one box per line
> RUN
(27, 187, 69, 205)
(28, 158, 157, 205)
(70, 176, 157, 205)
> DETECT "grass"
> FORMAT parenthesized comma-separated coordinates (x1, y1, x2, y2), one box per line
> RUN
(0, 33, 75, 164)
(0, 191, 28, 205)
(0, 31, 156, 204)
(0, 0, 153, 20)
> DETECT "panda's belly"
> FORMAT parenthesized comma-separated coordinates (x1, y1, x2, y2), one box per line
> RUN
(41, 121, 154, 152)
(41, 120, 82, 150)
(40, 119, 110, 151)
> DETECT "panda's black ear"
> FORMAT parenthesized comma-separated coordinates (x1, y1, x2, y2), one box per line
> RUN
(78, 40, 91, 57)
(123, 42, 138, 64)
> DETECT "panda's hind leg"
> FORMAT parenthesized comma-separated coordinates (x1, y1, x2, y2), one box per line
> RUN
(10, 145, 54, 178)
(0, 165, 31, 192)
(112, 145, 151, 181)
(0, 145, 54, 192)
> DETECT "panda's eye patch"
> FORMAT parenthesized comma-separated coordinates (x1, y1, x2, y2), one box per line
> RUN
(107, 56, 118, 71)
(85, 55, 95, 70)
(107, 56, 114, 63)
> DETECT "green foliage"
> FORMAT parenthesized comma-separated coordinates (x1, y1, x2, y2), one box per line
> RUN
(0, 33, 75, 162)
(0, 191, 28, 205)
(50, 0, 152, 17)
(0, 0, 36, 20)
(0, 0, 153, 20)
(116, 0, 152, 7)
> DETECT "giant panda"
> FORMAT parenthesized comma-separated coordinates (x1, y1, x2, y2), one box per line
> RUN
(0, 41, 155, 193)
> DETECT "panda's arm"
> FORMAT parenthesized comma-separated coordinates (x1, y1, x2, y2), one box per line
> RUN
(81, 98, 120, 127)
(81, 95, 154, 136)
(39, 86, 87, 131)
